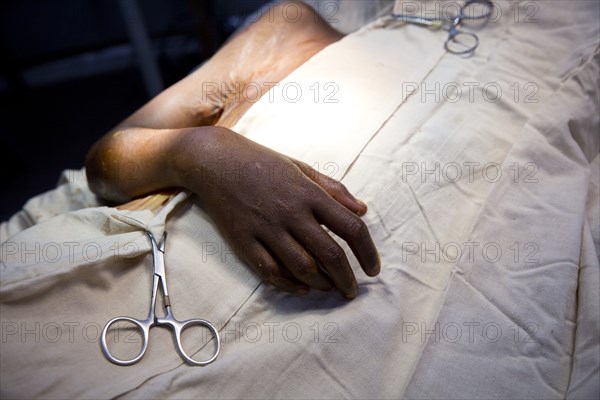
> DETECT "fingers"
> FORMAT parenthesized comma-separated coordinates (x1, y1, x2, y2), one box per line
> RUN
(293, 159, 368, 216)
(313, 202, 381, 278)
(264, 233, 334, 292)
(294, 224, 359, 299)
(238, 239, 309, 295)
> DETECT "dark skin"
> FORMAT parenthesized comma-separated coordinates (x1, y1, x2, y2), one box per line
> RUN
(86, 1, 380, 299)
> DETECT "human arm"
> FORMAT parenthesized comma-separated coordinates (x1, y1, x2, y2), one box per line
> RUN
(85, 1, 380, 298)
(86, 125, 380, 298)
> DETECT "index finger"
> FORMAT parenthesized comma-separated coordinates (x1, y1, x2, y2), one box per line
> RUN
(293, 159, 368, 216)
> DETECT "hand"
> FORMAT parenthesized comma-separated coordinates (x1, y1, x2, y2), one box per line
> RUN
(173, 127, 380, 299)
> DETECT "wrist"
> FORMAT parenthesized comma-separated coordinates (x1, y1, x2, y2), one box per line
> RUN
(168, 125, 233, 192)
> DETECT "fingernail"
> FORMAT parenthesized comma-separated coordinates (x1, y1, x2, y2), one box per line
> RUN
(369, 253, 382, 276)
(343, 291, 358, 300)
(368, 266, 380, 277)
(356, 198, 368, 208)
(343, 283, 358, 300)
(354, 199, 368, 216)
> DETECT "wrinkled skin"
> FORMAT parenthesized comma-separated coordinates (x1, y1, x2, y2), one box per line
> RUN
(86, 1, 380, 299)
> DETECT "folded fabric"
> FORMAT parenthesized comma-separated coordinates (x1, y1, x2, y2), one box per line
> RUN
(1, 1, 599, 398)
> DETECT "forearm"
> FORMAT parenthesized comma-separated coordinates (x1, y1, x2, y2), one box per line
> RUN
(85, 126, 215, 203)
(84, 63, 223, 202)
(84, 0, 342, 203)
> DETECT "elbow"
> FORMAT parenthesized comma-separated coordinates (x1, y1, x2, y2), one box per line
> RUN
(84, 135, 130, 204)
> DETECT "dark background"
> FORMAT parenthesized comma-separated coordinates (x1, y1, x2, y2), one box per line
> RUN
(0, 0, 271, 222)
